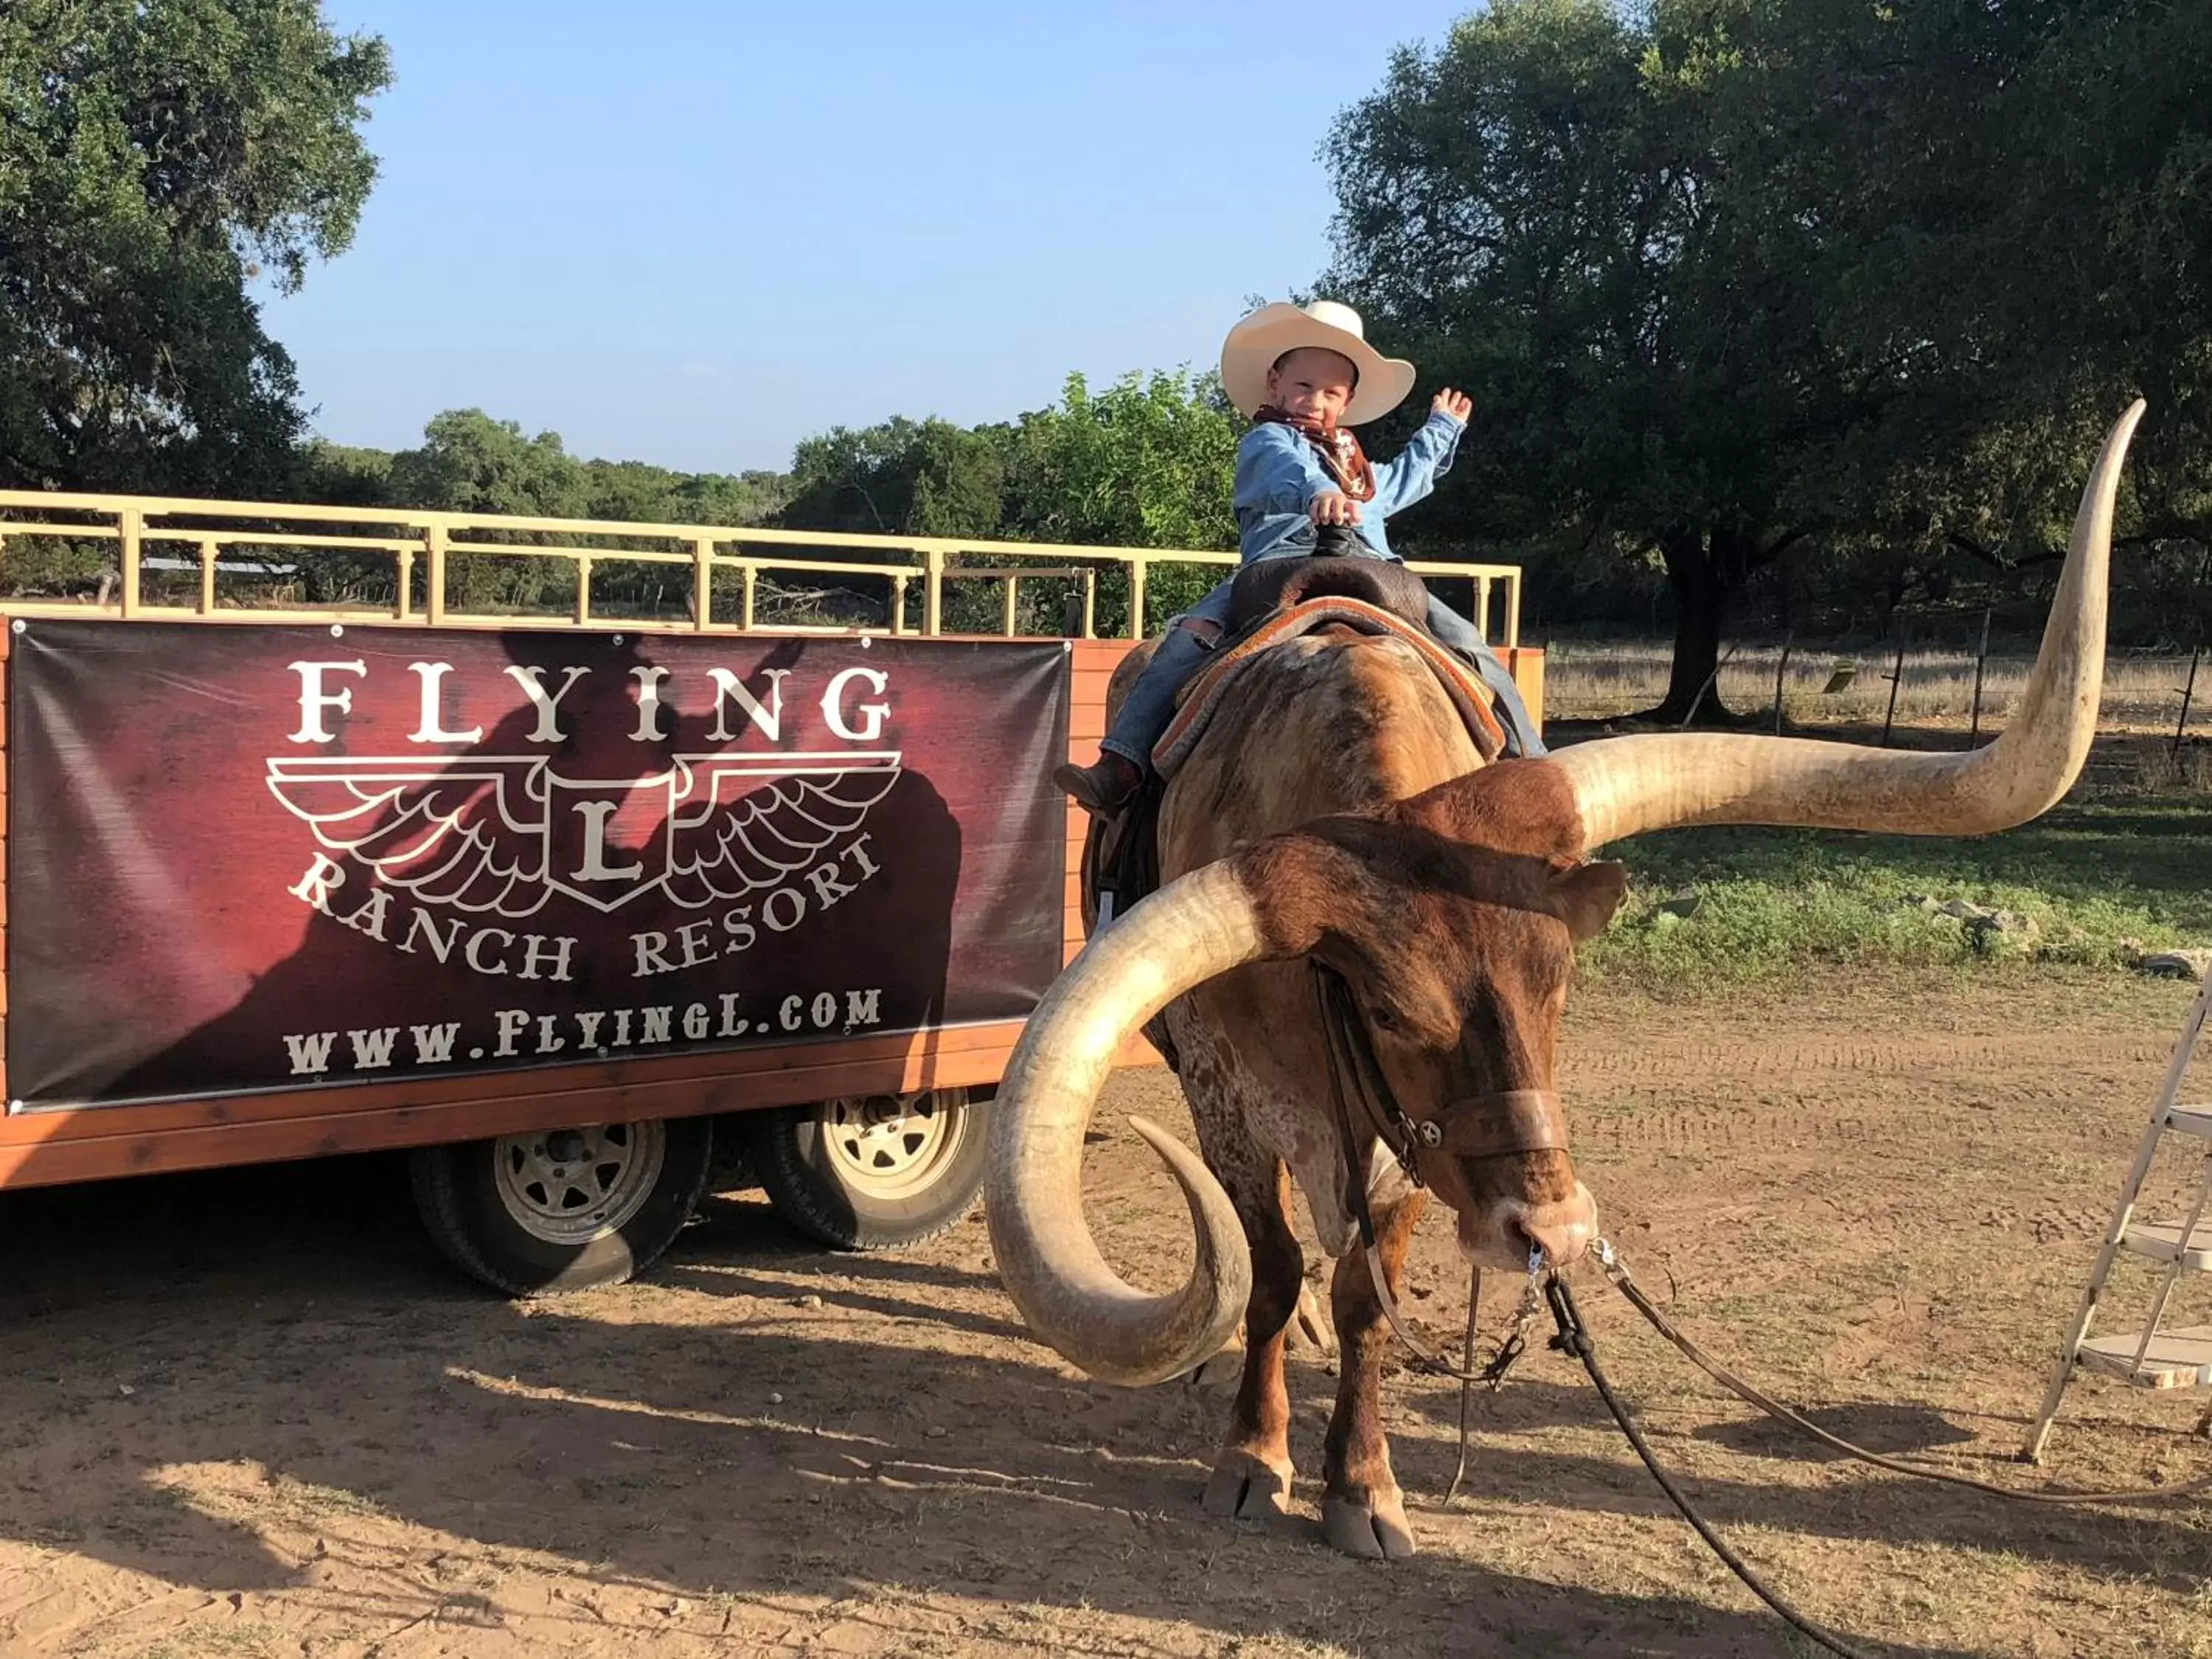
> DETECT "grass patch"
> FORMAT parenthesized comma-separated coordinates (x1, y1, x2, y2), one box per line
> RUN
(1579, 795, 2212, 990)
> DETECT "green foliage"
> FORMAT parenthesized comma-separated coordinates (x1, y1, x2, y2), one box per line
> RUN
(771, 371, 1239, 633)
(1001, 371, 1238, 626)
(782, 417, 1008, 540)
(283, 412, 792, 615)
(576, 458, 791, 530)
(1581, 796, 2212, 990)
(299, 441, 392, 507)
(0, 0, 391, 492)
(1001, 372, 1237, 549)
(1326, 0, 2212, 712)
(386, 410, 587, 521)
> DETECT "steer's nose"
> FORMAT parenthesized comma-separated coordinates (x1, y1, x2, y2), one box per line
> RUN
(1517, 1183, 1597, 1267)
(1461, 1180, 1597, 1269)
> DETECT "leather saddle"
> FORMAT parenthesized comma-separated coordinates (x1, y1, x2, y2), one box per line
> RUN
(1155, 594, 1505, 779)
(1223, 526, 1433, 633)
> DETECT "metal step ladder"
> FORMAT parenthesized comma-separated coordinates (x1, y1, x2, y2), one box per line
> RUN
(2023, 961, 2212, 1464)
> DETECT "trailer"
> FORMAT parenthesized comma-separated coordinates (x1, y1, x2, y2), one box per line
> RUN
(0, 492, 1540, 1293)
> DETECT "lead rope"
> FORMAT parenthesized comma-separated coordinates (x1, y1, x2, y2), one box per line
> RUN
(1590, 1239, 2212, 1506)
(1541, 1239, 2212, 1659)
(1544, 1270, 1877, 1659)
(1445, 1265, 1483, 1503)
(1444, 1251, 1549, 1503)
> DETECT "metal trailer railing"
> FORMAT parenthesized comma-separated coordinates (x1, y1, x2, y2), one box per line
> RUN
(0, 490, 1526, 645)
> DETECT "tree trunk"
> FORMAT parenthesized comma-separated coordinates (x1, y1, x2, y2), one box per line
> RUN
(1646, 526, 1743, 725)
(1639, 524, 1792, 726)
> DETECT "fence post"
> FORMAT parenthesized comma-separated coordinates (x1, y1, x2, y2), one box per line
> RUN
(891, 574, 908, 636)
(198, 537, 219, 616)
(394, 546, 414, 621)
(1966, 606, 1993, 751)
(118, 507, 143, 618)
(1081, 568, 1096, 639)
(2178, 646, 2204, 755)
(1772, 630, 1794, 735)
(1001, 574, 1018, 637)
(574, 557, 593, 627)
(2177, 548, 2212, 754)
(1127, 557, 1147, 641)
(741, 565, 757, 632)
(1880, 616, 1909, 748)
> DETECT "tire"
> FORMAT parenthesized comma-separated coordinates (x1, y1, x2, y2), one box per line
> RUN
(751, 1088, 989, 1251)
(408, 1116, 714, 1296)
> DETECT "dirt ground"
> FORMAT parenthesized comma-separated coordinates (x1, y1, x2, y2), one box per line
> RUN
(4, 969, 2211, 1659)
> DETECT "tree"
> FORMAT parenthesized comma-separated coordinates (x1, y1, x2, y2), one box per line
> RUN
(779, 416, 1009, 540)
(385, 410, 588, 519)
(0, 0, 390, 493)
(580, 458, 785, 528)
(771, 373, 1237, 633)
(1326, 0, 2212, 719)
(1325, 0, 1865, 719)
(1001, 370, 1239, 627)
(1004, 371, 1237, 549)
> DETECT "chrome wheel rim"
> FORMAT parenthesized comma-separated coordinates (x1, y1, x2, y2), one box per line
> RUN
(820, 1090, 966, 1201)
(492, 1121, 668, 1244)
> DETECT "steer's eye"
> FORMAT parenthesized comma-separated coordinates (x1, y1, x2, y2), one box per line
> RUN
(1366, 1004, 1400, 1034)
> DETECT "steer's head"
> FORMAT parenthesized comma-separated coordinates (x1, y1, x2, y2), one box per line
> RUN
(1239, 770, 1626, 1268)
(984, 403, 2143, 1388)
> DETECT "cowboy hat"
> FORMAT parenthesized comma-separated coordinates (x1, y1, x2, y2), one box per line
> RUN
(1219, 299, 1416, 427)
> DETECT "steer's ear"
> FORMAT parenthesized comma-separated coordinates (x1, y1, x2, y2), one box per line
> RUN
(1550, 859, 1629, 942)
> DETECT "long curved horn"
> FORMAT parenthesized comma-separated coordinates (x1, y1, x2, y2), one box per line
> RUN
(1552, 402, 2146, 849)
(987, 859, 1273, 1386)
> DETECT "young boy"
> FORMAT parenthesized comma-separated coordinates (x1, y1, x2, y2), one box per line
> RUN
(1054, 299, 1545, 815)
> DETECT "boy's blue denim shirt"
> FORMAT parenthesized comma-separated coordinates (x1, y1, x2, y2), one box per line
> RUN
(1231, 407, 1466, 564)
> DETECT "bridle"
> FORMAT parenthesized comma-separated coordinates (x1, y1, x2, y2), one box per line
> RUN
(1310, 960, 1565, 1382)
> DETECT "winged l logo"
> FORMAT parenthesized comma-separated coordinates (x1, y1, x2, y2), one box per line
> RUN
(265, 750, 903, 918)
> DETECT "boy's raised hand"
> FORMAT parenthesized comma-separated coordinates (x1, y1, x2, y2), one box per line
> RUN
(1433, 388, 1472, 424)
(1310, 491, 1362, 526)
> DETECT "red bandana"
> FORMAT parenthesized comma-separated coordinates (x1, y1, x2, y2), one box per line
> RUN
(1255, 406, 1377, 503)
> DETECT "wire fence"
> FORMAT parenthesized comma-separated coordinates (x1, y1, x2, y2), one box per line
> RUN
(1546, 621, 2212, 757)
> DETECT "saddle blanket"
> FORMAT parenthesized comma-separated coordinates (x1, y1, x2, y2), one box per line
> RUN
(1150, 596, 1506, 782)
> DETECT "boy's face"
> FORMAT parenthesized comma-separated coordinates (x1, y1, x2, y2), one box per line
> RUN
(1267, 348, 1357, 424)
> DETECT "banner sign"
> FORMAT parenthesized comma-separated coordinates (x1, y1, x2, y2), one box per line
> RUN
(7, 622, 1071, 1108)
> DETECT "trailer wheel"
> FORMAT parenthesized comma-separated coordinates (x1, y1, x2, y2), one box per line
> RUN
(753, 1088, 988, 1251)
(409, 1116, 714, 1295)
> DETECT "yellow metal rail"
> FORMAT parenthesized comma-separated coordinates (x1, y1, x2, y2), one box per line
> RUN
(0, 489, 1523, 645)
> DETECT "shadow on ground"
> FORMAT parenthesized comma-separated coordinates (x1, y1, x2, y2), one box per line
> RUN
(1, 1152, 2166, 1655)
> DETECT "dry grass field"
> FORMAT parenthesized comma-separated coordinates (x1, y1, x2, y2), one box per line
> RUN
(1545, 641, 2212, 740)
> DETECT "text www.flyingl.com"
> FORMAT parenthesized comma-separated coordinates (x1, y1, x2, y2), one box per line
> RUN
(279, 987, 886, 1077)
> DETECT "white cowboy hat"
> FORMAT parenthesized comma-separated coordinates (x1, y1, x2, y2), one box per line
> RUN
(1219, 299, 1417, 427)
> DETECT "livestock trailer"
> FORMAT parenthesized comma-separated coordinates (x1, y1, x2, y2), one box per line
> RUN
(0, 492, 1542, 1292)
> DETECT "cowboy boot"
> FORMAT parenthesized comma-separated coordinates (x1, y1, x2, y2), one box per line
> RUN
(1054, 752, 1141, 817)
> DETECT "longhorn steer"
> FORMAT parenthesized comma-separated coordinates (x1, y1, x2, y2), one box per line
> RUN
(987, 404, 2144, 1559)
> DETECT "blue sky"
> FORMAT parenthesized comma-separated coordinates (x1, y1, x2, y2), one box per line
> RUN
(269, 0, 1472, 474)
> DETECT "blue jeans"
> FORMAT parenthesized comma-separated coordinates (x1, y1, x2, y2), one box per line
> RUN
(1099, 553, 1545, 771)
